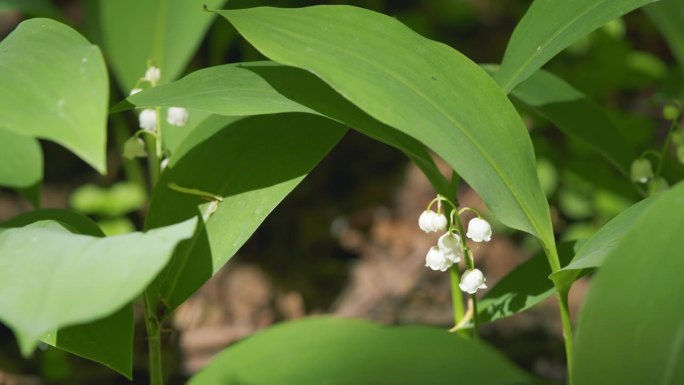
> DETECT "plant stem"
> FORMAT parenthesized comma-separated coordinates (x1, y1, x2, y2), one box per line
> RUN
(556, 286, 574, 383)
(143, 107, 164, 385)
(654, 109, 682, 183)
(449, 265, 466, 324)
(452, 208, 479, 338)
(144, 296, 163, 385)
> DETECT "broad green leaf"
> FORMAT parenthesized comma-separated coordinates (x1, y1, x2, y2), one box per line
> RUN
(494, 0, 658, 92)
(127, 62, 451, 195)
(0, 218, 196, 355)
(188, 317, 536, 385)
(510, 69, 637, 176)
(478, 242, 574, 324)
(573, 181, 684, 384)
(0, 130, 42, 191)
(145, 113, 346, 312)
(0, 19, 108, 173)
(550, 197, 654, 289)
(2, 209, 132, 378)
(645, 0, 684, 67)
(216, 7, 554, 252)
(100, 0, 226, 91)
(42, 305, 133, 380)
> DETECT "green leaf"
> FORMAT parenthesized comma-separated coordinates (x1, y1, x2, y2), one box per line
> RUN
(0, 18, 108, 173)
(188, 317, 536, 385)
(99, 0, 226, 90)
(43, 305, 133, 380)
(478, 242, 574, 324)
(2, 210, 132, 378)
(145, 113, 346, 312)
(1, 208, 103, 237)
(0, 130, 42, 191)
(70, 182, 146, 217)
(509, 69, 637, 176)
(0, 217, 196, 355)
(573, 181, 684, 384)
(215, 7, 554, 251)
(550, 197, 654, 289)
(127, 62, 451, 195)
(645, 0, 684, 68)
(494, 0, 658, 92)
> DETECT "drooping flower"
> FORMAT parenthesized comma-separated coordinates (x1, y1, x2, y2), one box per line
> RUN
(438, 232, 462, 263)
(630, 158, 653, 184)
(139, 109, 157, 132)
(144, 66, 161, 84)
(167, 107, 189, 126)
(459, 268, 487, 294)
(129, 87, 143, 96)
(425, 246, 452, 271)
(466, 217, 492, 242)
(418, 210, 447, 233)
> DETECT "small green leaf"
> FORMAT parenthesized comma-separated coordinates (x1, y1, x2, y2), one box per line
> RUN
(188, 317, 536, 385)
(216, 7, 555, 252)
(573, 181, 684, 384)
(0, 19, 108, 173)
(99, 0, 227, 90)
(145, 113, 346, 312)
(0, 130, 43, 194)
(0, 217, 196, 355)
(494, 0, 658, 92)
(550, 197, 654, 289)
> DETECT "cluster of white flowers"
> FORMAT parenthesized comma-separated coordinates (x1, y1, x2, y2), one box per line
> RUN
(419, 196, 492, 294)
(131, 66, 189, 132)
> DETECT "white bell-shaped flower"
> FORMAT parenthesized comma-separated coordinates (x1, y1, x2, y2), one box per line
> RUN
(459, 268, 487, 294)
(418, 210, 448, 233)
(438, 232, 462, 263)
(129, 87, 143, 96)
(138, 109, 157, 132)
(425, 246, 452, 272)
(466, 217, 492, 242)
(167, 107, 189, 126)
(144, 66, 161, 84)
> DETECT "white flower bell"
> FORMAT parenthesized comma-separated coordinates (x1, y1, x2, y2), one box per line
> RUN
(459, 268, 487, 294)
(130, 87, 143, 96)
(144, 66, 161, 84)
(167, 107, 189, 126)
(139, 109, 157, 132)
(418, 210, 447, 233)
(438, 232, 462, 263)
(425, 246, 452, 272)
(466, 217, 492, 242)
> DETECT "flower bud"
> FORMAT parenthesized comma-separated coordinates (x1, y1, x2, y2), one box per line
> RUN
(459, 268, 487, 294)
(425, 246, 452, 271)
(466, 217, 492, 242)
(630, 158, 653, 183)
(129, 88, 143, 96)
(144, 66, 161, 84)
(123, 137, 146, 159)
(167, 107, 189, 126)
(663, 103, 680, 121)
(419, 210, 447, 233)
(438, 232, 461, 263)
(138, 109, 157, 132)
